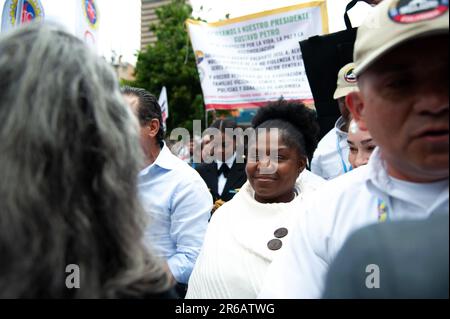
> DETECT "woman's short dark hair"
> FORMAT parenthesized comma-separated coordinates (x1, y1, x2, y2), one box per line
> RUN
(0, 23, 172, 298)
(122, 86, 165, 144)
(252, 99, 320, 162)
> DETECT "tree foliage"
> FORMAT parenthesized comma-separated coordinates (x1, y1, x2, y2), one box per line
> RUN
(131, 0, 204, 133)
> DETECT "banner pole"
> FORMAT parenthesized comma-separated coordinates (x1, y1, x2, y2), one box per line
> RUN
(205, 108, 209, 128)
(16, 0, 25, 26)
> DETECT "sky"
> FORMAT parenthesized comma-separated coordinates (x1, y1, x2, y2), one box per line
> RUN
(0, 0, 141, 64)
(0, 0, 375, 66)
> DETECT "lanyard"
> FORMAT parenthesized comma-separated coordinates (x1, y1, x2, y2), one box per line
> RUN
(336, 135, 351, 174)
(377, 198, 390, 223)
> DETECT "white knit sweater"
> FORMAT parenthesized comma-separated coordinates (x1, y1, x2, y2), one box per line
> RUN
(186, 170, 325, 299)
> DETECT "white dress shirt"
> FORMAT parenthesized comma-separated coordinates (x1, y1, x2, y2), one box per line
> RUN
(215, 153, 236, 196)
(311, 117, 351, 180)
(259, 148, 449, 298)
(138, 143, 213, 284)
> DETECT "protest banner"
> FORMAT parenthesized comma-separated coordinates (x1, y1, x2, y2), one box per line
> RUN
(186, 1, 328, 110)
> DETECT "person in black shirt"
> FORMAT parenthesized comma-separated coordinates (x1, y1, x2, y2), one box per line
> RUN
(196, 119, 247, 214)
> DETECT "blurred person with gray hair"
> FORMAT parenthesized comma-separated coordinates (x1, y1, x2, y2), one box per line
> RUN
(0, 23, 175, 298)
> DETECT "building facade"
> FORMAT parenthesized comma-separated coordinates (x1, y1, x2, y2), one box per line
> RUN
(141, 0, 171, 50)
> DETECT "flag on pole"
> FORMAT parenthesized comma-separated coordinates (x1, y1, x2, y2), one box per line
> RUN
(1, 0, 45, 33)
(1, 0, 11, 32)
(15, 0, 24, 25)
(75, 0, 100, 52)
(158, 86, 169, 130)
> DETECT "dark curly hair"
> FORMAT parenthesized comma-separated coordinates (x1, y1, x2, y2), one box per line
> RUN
(252, 99, 320, 162)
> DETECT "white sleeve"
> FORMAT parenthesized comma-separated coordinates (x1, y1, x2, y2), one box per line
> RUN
(258, 196, 331, 299)
(167, 177, 213, 284)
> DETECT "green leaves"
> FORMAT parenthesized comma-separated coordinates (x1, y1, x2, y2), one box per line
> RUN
(131, 0, 204, 134)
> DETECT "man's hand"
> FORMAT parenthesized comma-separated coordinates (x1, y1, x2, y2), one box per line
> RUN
(211, 199, 225, 214)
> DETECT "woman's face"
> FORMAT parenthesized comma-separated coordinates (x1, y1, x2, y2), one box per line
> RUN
(347, 127, 376, 169)
(246, 131, 306, 204)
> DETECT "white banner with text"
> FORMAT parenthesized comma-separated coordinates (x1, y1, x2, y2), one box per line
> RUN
(187, 1, 328, 110)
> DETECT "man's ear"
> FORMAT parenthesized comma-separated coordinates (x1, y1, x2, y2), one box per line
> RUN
(147, 119, 160, 138)
(346, 92, 368, 131)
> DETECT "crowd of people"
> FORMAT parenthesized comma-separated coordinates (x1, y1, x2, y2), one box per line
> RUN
(0, 0, 447, 299)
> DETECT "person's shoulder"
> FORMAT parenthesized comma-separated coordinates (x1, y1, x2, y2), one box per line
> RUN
(300, 166, 372, 226)
(324, 213, 450, 298)
(322, 223, 379, 298)
(298, 169, 326, 190)
(335, 213, 449, 263)
(312, 129, 338, 159)
(364, 212, 449, 246)
(210, 183, 249, 220)
(208, 198, 237, 229)
(311, 165, 369, 198)
(195, 162, 215, 174)
(165, 152, 200, 175)
(315, 128, 337, 149)
(210, 200, 231, 220)
(165, 156, 210, 189)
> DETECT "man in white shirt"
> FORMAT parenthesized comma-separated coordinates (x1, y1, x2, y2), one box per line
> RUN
(311, 63, 359, 180)
(122, 86, 213, 296)
(259, 0, 449, 299)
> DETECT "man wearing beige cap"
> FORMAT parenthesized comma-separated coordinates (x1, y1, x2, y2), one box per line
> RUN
(259, 0, 448, 299)
(311, 63, 358, 180)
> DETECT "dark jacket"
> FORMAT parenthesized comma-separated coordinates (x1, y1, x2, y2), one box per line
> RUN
(323, 213, 449, 299)
(196, 160, 247, 203)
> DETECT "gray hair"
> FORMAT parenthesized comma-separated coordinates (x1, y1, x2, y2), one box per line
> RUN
(0, 23, 172, 298)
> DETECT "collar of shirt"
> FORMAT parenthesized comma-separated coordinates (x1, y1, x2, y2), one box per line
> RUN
(365, 147, 390, 194)
(365, 147, 449, 214)
(215, 153, 237, 171)
(389, 176, 448, 210)
(139, 142, 178, 177)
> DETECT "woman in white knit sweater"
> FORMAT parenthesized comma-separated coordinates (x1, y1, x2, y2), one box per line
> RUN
(186, 100, 325, 299)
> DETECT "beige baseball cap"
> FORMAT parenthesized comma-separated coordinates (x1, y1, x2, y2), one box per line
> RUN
(333, 63, 359, 100)
(354, 0, 449, 76)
